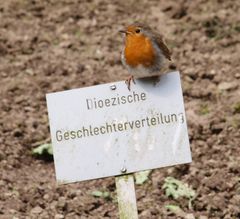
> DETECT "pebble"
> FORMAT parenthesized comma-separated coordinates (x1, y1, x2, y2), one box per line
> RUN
(186, 214, 195, 219)
(55, 214, 64, 219)
(30, 206, 43, 214)
(218, 82, 238, 91)
(235, 73, 240, 79)
(57, 197, 67, 209)
(199, 216, 208, 219)
(0, 180, 5, 186)
(43, 194, 50, 200)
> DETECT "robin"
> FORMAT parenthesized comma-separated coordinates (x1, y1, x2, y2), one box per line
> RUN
(119, 23, 172, 90)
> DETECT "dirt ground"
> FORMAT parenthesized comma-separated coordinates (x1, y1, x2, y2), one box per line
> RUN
(0, 0, 240, 218)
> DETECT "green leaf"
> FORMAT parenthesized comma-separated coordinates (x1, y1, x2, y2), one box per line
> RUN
(163, 177, 196, 209)
(165, 204, 184, 214)
(135, 170, 151, 185)
(165, 204, 181, 211)
(91, 190, 110, 199)
(199, 103, 209, 115)
(165, 205, 195, 218)
(233, 102, 240, 114)
(32, 143, 53, 155)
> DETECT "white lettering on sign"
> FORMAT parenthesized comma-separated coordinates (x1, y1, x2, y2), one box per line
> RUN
(46, 71, 192, 184)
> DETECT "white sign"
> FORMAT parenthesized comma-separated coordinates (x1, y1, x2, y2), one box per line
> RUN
(46, 71, 191, 184)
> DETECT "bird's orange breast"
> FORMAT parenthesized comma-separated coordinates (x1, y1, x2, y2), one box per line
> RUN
(124, 35, 156, 68)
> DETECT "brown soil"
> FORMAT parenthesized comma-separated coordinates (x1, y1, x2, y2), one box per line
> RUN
(0, 0, 240, 218)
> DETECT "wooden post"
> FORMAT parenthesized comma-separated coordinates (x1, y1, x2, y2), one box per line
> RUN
(115, 174, 138, 219)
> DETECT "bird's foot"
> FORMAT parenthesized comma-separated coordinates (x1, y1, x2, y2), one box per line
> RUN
(125, 75, 135, 91)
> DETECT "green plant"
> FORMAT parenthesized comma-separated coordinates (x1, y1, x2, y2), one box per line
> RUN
(91, 190, 111, 200)
(32, 143, 53, 156)
(134, 170, 151, 185)
(75, 30, 82, 39)
(234, 24, 240, 32)
(163, 177, 196, 209)
(199, 103, 209, 115)
(233, 102, 240, 114)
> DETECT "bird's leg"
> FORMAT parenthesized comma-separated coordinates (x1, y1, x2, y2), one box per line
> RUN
(125, 75, 135, 91)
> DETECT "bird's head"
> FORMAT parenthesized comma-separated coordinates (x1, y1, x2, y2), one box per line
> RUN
(119, 23, 150, 39)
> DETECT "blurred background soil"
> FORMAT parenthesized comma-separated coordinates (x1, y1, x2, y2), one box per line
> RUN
(0, 0, 240, 218)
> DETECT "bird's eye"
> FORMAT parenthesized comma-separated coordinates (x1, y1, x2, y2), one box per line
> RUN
(135, 28, 141, 33)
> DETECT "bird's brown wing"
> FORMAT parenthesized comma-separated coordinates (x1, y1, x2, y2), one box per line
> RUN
(132, 23, 172, 61)
(154, 34, 172, 61)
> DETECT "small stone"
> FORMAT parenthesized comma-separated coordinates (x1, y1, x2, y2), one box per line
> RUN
(199, 216, 208, 219)
(50, 201, 57, 210)
(55, 214, 64, 219)
(93, 49, 104, 60)
(218, 82, 238, 91)
(140, 210, 151, 218)
(10, 209, 17, 214)
(31, 206, 43, 214)
(25, 69, 34, 75)
(235, 73, 240, 79)
(57, 197, 67, 209)
(186, 214, 195, 219)
(210, 69, 216, 75)
(43, 194, 49, 200)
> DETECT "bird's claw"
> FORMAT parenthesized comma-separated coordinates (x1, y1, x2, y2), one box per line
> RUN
(125, 75, 135, 91)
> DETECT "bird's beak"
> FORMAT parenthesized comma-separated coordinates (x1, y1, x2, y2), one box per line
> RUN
(119, 30, 130, 35)
(119, 29, 127, 34)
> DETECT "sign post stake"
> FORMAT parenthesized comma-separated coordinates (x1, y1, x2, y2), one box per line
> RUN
(115, 174, 138, 219)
